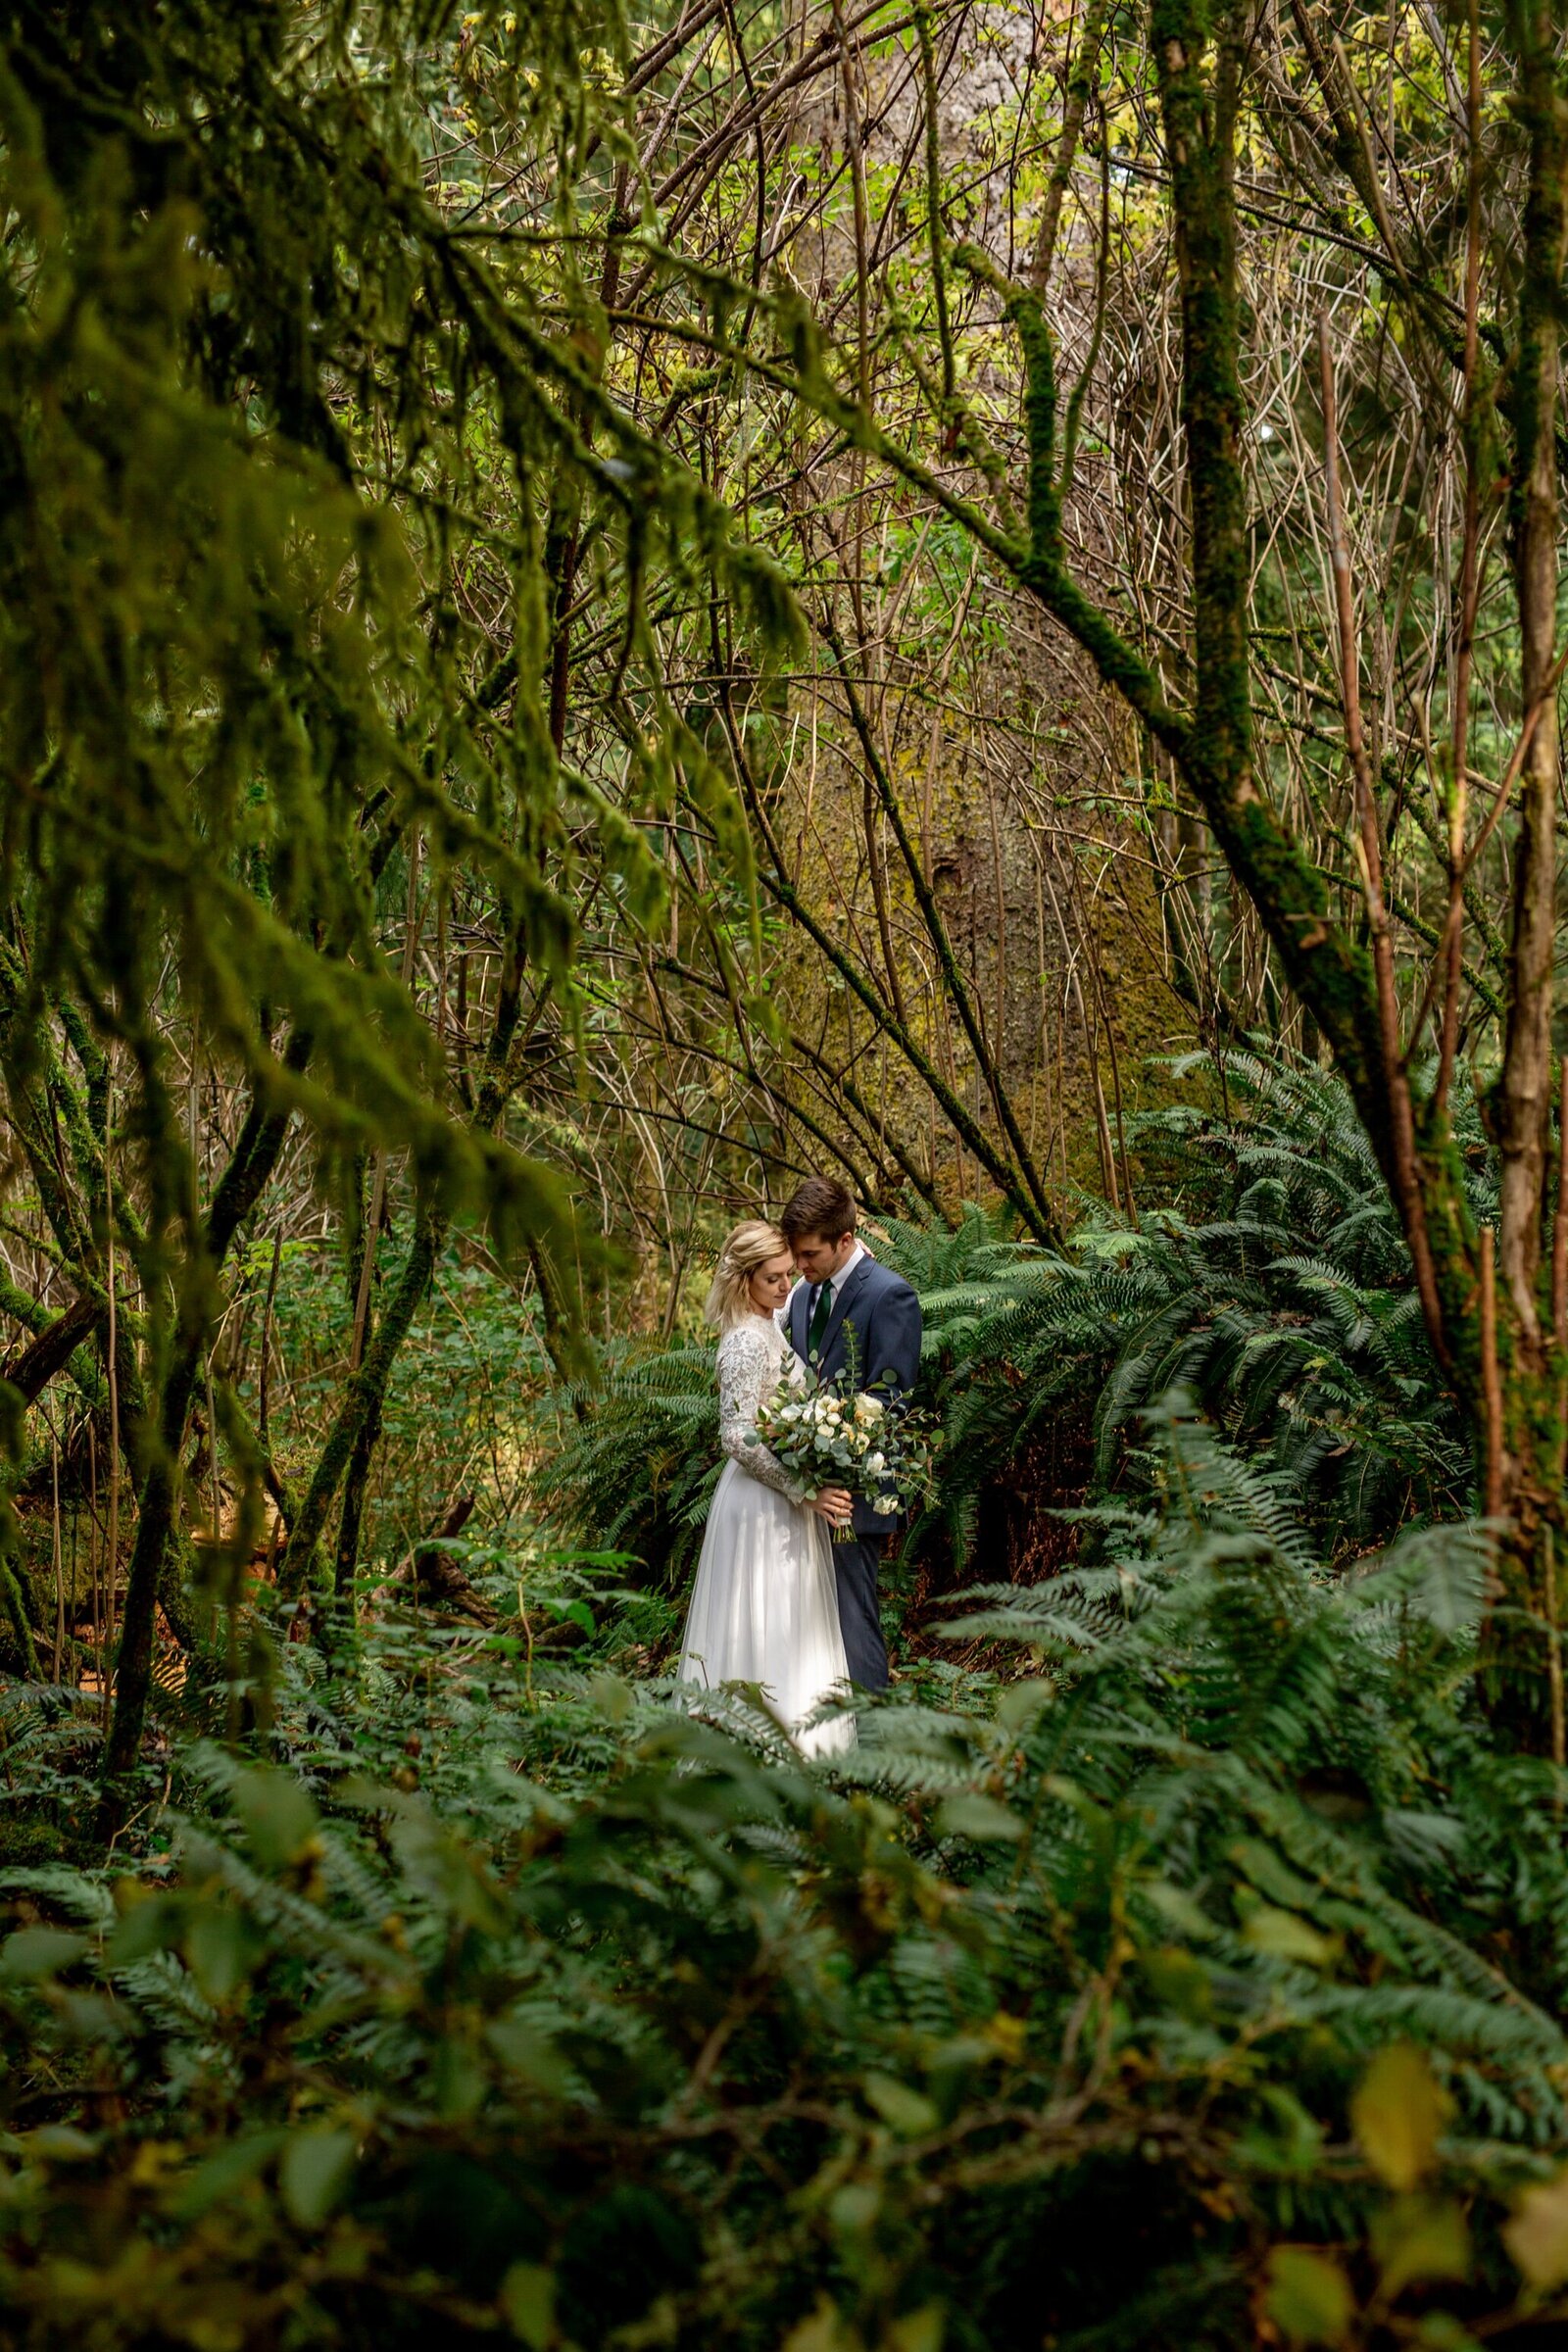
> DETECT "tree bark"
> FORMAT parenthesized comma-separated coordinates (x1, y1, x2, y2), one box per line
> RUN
(965, 0, 1568, 1739)
(98, 1039, 309, 1838)
(333, 1401, 384, 1597)
(1496, 4, 1565, 1340)
(278, 1206, 444, 1599)
(1477, 1, 1568, 1731)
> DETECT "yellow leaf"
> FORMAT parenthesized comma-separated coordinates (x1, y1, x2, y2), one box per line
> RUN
(500, 2262, 555, 2348)
(1241, 1905, 1339, 1967)
(780, 2298, 860, 2352)
(1370, 2194, 1470, 2299)
(1266, 2247, 1354, 2346)
(1351, 2043, 1446, 2191)
(863, 2073, 938, 2137)
(983, 2010, 1028, 2063)
(1504, 2165, 1568, 2291)
(885, 2309, 943, 2352)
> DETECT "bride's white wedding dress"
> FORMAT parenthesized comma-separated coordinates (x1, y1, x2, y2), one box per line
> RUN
(677, 1311, 854, 1758)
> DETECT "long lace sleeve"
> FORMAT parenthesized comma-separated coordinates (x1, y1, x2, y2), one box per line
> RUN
(716, 1326, 803, 1501)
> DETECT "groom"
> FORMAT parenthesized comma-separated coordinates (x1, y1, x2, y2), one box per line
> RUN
(780, 1177, 922, 1690)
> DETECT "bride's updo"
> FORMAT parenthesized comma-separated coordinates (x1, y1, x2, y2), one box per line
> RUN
(705, 1219, 789, 1330)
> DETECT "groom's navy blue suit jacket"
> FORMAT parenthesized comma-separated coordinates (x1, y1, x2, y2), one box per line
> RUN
(787, 1252, 923, 1538)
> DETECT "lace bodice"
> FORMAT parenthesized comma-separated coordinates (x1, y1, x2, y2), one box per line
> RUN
(716, 1316, 804, 1501)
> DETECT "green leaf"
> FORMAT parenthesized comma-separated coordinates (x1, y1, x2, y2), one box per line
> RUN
(14, 2125, 98, 2162)
(1142, 1879, 1216, 1941)
(184, 1904, 269, 2003)
(170, 2130, 289, 2221)
(229, 1766, 319, 1871)
(486, 2016, 573, 2092)
(501, 2262, 556, 2347)
(1240, 1905, 1339, 1967)
(278, 2126, 357, 2230)
(545, 1597, 595, 1635)
(1409, 2318, 1485, 2350)
(585, 1670, 634, 1722)
(888, 2308, 944, 2352)
(1370, 2195, 1469, 2299)
(106, 1893, 181, 1967)
(1265, 2247, 1354, 2346)
(1139, 1945, 1213, 2021)
(780, 2299, 859, 2352)
(828, 2182, 880, 2237)
(935, 1793, 1024, 1842)
(994, 1678, 1051, 1734)
(1351, 2044, 1446, 2191)
(863, 2073, 939, 2137)
(0, 1927, 87, 1981)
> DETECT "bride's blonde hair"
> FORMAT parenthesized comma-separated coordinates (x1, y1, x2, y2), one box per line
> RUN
(705, 1218, 790, 1330)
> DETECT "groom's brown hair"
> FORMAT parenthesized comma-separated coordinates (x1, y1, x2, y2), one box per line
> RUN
(780, 1176, 857, 1243)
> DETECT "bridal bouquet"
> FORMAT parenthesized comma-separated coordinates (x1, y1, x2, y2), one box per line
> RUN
(752, 1369, 936, 1542)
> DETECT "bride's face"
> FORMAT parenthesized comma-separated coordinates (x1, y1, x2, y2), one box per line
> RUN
(747, 1250, 794, 1314)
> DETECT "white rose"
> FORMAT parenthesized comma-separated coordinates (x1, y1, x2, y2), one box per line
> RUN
(865, 1451, 885, 1475)
(873, 1494, 897, 1513)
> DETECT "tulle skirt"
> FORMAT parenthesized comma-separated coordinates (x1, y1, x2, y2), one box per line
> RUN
(678, 1460, 855, 1757)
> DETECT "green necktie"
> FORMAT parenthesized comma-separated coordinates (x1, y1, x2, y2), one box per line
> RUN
(808, 1278, 833, 1359)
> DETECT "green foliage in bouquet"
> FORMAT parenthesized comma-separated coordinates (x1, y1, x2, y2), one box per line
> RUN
(753, 1364, 937, 1531)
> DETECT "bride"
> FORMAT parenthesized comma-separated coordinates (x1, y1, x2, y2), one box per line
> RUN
(677, 1220, 856, 1757)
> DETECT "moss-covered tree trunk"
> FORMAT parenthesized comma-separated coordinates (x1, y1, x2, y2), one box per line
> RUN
(1472, 0, 1568, 1735)
(977, 0, 1568, 1746)
(99, 1047, 309, 1838)
(277, 1205, 444, 1601)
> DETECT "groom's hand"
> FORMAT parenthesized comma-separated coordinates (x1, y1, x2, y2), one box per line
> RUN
(809, 1487, 854, 1530)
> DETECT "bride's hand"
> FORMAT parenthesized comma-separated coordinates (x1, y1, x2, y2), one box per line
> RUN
(809, 1487, 854, 1529)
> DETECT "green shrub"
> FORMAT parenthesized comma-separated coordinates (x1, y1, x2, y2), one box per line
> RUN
(537, 1054, 1482, 1602)
(3, 1405, 1565, 2350)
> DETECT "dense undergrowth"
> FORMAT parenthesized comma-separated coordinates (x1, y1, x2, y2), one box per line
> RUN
(4, 1403, 1566, 2349)
(537, 1054, 1479, 1607)
(5, 1060, 1561, 2350)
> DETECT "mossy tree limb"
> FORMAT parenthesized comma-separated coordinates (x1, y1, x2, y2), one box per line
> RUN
(940, 1, 1568, 1741)
(99, 1032, 312, 1836)
(277, 1204, 444, 1601)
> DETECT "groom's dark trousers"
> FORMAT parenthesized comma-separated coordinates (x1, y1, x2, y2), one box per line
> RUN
(787, 1251, 923, 1690)
(831, 1533, 893, 1690)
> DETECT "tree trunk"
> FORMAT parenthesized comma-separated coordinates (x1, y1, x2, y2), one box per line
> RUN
(1478, 2, 1568, 1733)
(98, 1040, 310, 1838)
(970, 0, 1568, 1743)
(278, 1206, 444, 1599)
(333, 1402, 383, 1598)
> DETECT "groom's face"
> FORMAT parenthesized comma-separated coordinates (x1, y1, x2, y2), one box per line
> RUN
(792, 1228, 856, 1285)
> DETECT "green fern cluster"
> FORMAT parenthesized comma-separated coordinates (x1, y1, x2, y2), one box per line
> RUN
(3, 1402, 1565, 2349)
(538, 1055, 1485, 1596)
(531, 1340, 722, 1584)
(909, 1052, 1482, 1566)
